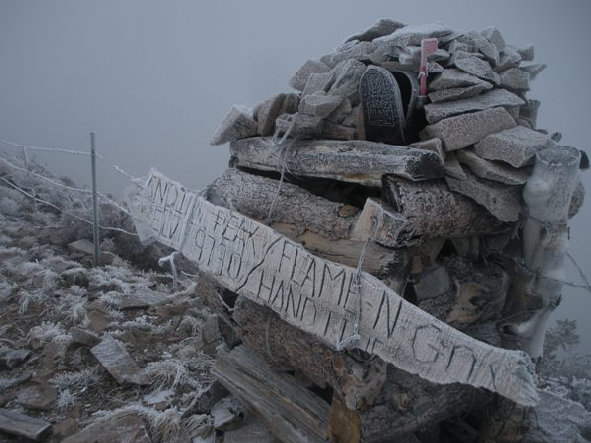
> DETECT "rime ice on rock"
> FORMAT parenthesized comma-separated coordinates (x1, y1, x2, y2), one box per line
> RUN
(186, 19, 589, 442)
(420, 107, 517, 151)
(210, 105, 257, 146)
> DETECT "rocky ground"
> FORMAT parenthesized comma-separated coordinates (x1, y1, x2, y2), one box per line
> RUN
(0, 160, 276, 442)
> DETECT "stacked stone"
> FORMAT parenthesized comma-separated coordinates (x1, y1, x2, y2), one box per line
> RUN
(202, 19, 588, 443)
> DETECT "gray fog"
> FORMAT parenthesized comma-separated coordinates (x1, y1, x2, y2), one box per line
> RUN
(1, 0, 590, 350)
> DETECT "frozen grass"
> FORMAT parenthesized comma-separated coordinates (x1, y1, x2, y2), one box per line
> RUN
(28, 321, 72, 352)
(56, 388, 78, 410)
(93, 404, 184, 443)
(185, 414, 214, 438)
(58, 293, 88, 324)
(50, 366, 101, 391)
(142, 351, 214, 391)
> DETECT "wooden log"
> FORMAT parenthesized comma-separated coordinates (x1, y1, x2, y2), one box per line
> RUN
(207, 168, 356, 242)
(503, 146, 581, 358)
(229, 137, 444, 186)
(214, 345, 331, 443)
(382, 177, 510, 240)
(232, 298, 491, 442)
(232, 298, 387, 411)
(125, 169, 539, 406)
(359, 367, 492, 442)
(207, 168, 405, 275)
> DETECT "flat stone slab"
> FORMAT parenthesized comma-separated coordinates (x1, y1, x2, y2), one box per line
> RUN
(62, 413, 151, 443)
(298, 94, 343, 118)
(0, 347, 31, 369)
(429, 69, 493, 91)
(458, 30, 500, 66)
(90, 336, 148, 385)
(501, 68, 530, 91)
(119, 289, 168, 309)
(410, 138, 444, 162)
(453, 55, 501, 85)
(0, 408, 52, 441)
(289, 59, 331, 91)
(495, 46, 522, 72)
(327, 59, 367, 105)
(210, 105, 257, 146)
(320, 40, 375, 67)
(68, 239, 95, 256)
(456, 149, 529, 185)
(474, 126, 554, 167)
(481, 26, 506, 53)
(445, 170, 522, 222)
(420, 107, 516, 151)
(70, 327, 101, 347)
(374, 23, 454, 47)
(444, 152, 467, 179)
(345, 18, 406, 42)
(16, 384, 57, 411)
(254, 93, 298, 137)
(428, 83, 493, 103)
(302, 71, 333, 97)
(124, 169, 540, 406)
(424, 89, 525, 123)
(275, 113, 323, 139)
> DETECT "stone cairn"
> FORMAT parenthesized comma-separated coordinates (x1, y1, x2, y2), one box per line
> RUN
(129, 19, 589, 442)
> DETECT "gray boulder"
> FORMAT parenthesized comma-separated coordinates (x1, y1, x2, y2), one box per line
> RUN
(473, 125, 554, 167)
(424, 88, 525, 124)
(210, 105, 257, 146)
(453, 55, 501, 85)
(420, 107, 516, 151)
(289, 59, 331, 91)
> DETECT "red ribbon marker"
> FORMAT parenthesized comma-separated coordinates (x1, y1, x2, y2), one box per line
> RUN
(420, 38, 439, 96)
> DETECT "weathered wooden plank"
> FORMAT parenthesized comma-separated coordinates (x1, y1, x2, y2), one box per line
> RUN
(229, 137, 444, 186)
(125, 169, 538, 406)
(0, 409, 52, 441)
(215, 345, 330, 443)
(382, 177, 510, 239)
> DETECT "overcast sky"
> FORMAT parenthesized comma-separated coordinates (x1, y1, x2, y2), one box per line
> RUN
(1, 0, 590, 349)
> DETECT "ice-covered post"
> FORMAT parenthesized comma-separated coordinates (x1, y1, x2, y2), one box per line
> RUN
(90, 132, 100, 266)
(508, 146, 580, 358)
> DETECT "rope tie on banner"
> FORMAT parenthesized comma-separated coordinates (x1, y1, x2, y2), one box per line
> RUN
(336, 216, 377, 351)
(158, 252, 179, 290)
(265, 117, 297, 226)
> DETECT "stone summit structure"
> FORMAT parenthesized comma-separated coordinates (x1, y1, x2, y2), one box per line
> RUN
(127, 19, 589, 443)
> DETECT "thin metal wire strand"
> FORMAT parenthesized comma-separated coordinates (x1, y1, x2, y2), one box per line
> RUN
(0, 138, 93, 157)
(0, 176, 138, 237)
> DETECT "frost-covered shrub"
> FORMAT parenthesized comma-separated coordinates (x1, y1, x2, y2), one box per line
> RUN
(93, 405, 184, 443)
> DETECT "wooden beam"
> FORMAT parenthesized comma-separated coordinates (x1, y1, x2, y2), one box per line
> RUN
(229, 137, 444, 186)
(214, 345, 331, 443)
(207, 168, 405, 275)
(382, 177, 510, 239)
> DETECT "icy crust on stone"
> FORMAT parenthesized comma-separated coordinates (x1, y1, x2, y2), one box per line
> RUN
(210, 19, 546, 147)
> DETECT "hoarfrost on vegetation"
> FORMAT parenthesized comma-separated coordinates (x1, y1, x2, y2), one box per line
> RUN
(92, 404, 186, 443)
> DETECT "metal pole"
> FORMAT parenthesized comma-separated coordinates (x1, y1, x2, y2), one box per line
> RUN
(90, 132, 100, 266)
